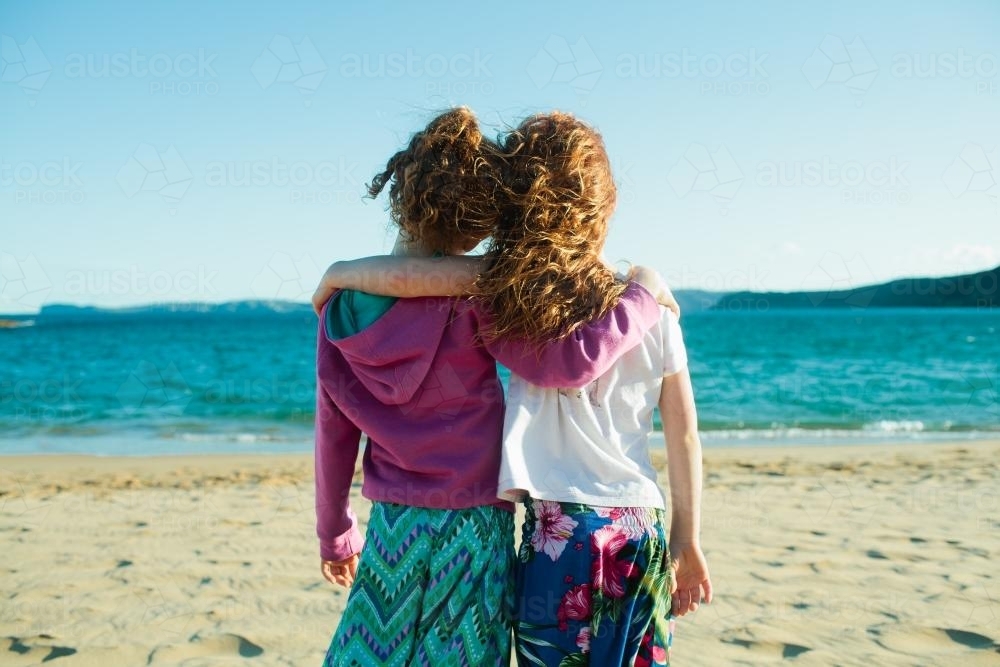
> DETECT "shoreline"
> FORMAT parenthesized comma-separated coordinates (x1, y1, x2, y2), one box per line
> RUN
(1, 439, 996, 476)
(3, 431, 1000, 459)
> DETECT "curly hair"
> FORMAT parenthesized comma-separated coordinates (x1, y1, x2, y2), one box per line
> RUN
(367, 107, 500, 254)
(475, 112, 628, 344)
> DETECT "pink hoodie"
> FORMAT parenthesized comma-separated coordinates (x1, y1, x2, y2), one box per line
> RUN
(315, 284, 659, 561)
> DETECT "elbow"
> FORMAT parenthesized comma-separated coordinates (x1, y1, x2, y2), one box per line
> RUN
(682, 429, 702, 452)
(665, 425, 701, 453)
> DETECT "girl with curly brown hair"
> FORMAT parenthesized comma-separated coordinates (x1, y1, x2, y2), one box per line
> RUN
(313, 108, 669, 666)
(316, 111, 712, 666)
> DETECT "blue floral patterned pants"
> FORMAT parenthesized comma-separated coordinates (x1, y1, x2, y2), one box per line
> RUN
(514, 498, 674, 667)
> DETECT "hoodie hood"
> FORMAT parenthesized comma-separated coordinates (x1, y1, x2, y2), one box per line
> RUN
(322, 291, 453, 405)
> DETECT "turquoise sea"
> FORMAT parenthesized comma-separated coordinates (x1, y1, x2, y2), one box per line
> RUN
(1, 309, 997, 455)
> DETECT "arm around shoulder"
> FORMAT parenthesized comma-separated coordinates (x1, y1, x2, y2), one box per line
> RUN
(312, 255, 483, 313)
(484, 281, 662, 388)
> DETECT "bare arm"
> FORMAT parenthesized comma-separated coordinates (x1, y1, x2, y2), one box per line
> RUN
(660, 370, 702, 545)
(482, 282, 662, 387)
(659, 368, 713, 616)
(313, 254, 681, 318)
(312, 255, 482, 314)
(629, 265, 681, 320)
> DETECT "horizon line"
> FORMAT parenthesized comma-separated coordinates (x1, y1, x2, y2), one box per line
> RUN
(2, 262, 997, 317)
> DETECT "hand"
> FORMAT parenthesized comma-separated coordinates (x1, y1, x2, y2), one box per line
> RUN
(321, 554, 360, 588)
(313, 263, 342, 316)
(669, 542, 712, 617)
(628, 266, 680, 319)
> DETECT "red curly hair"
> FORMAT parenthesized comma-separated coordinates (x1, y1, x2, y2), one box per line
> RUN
(367, 107, 500, 254)
(475, 112, 627, 343)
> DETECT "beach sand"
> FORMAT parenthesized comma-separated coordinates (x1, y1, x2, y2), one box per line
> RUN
(2, 442, 999, 666)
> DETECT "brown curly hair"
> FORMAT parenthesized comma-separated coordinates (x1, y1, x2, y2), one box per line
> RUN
(367, 107, 500, 254)
(475, 112, 628, 343)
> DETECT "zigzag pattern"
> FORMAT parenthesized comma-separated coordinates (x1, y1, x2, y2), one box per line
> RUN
(325, 503, 515, 667)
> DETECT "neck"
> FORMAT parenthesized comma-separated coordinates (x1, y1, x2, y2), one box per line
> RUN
(391, 232, 439, 258)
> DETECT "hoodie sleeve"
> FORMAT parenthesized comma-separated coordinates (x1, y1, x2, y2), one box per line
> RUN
(315, 359, 365, 562)
(481, 281, 661, 388)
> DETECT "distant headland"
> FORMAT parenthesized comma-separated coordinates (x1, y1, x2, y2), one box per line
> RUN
(711, 264, 999, 311)
(30, 300, 315, 320)
(2, 265, 997, 320)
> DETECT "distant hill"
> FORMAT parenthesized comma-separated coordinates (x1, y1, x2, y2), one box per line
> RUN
(673, 289, 726, 313)
(34, 300, 315, 320)
(5, 266, 997, 322)
(713, 265, 999, 310)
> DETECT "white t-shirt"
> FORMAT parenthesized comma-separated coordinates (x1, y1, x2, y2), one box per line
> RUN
(498, 307, 687, 509)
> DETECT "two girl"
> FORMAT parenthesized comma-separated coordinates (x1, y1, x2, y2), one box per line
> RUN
(313, 108, 676, 666)
(318, 109, 712, 665)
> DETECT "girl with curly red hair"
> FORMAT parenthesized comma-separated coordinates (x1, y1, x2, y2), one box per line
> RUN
(317, 111, 712, 666)
(313, 108, 669, 666)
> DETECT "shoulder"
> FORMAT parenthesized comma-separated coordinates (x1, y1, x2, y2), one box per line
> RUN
(658, 307, 684, 340)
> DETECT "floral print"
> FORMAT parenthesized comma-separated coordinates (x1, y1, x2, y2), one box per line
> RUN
(530, 499, 579, 561)
(515, 499, 673, 666)
(595, 506, 660, 540)
(557, 584, 591, 630)
(575, 628, 591, 653)
(591, 525, 636, 598)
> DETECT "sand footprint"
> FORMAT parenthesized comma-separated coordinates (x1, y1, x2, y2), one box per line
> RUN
(4, 635, 77, 666)
(872, 625, 999, 662)
(720, 629, 814, 661)
(721, 637, 813, 659)
(147, 632, 264, 664)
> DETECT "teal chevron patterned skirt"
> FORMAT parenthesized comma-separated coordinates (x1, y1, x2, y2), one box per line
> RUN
(324, 502, 515, 666)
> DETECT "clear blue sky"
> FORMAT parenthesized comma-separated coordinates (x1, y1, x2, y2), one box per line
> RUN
(2, 0, 998, 313)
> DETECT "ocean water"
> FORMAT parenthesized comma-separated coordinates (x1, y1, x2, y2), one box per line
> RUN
(1, 309, 997, 455)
